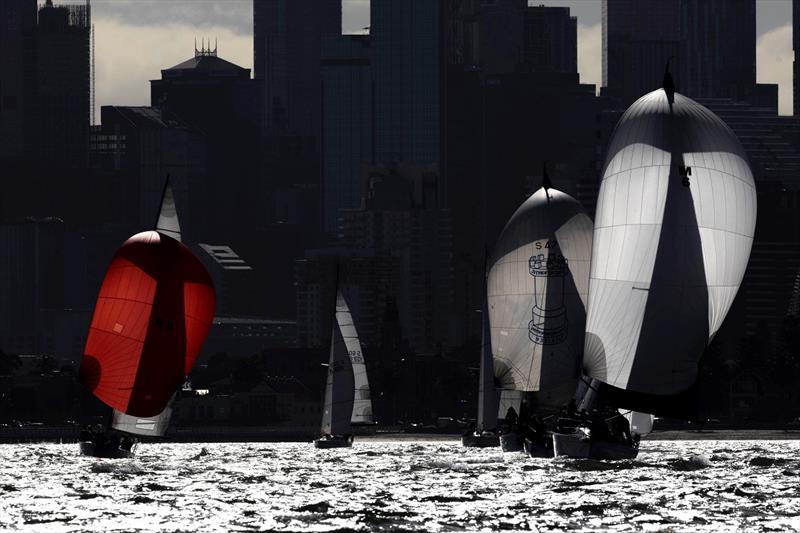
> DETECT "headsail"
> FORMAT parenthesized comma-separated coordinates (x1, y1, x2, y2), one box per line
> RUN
(621, 410, 654, 436)
(320, 321, 356, 436)
(80, 231, 216, 418)
(111, 175, 184, 435)
(111, 403, 173, 437)
(335, 290, 373, 425)
(487, 187, 593, 412)
(583, 89, 756, 410)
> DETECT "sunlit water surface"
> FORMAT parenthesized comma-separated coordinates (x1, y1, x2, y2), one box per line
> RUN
(2, 439, 800, 531)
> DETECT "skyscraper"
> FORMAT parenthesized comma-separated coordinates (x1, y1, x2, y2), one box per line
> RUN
(602, 0, 680, 106)
(0, 0, 37, 159)
(36, 0, 91, 168)
(679, 0, 755, 103)
(320, 34, 373, 234)
(253, 0, 342, 138)
(522, 6, 577, 74)
(372, 0, 442, 166)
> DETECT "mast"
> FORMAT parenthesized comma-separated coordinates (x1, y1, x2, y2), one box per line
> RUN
(108, 174, 186, 436)
(320, 264, 356, 436)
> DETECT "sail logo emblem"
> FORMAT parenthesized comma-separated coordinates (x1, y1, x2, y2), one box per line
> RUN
(528, 250, 568, 345)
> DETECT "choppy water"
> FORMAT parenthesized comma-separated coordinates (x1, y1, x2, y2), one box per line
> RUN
(2, 439, 800, 531)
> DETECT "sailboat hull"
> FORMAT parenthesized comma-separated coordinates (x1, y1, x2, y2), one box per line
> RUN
(500, 432, 524, 452)
(79, 439, 136, 459)
(461, 432, 500, 448)
(522, 436, 554, 458)
(552, 431, 638, 460)
(314, 434, 353, 449)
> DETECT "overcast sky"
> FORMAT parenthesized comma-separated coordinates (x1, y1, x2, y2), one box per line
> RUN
(88, 0, 794, 120)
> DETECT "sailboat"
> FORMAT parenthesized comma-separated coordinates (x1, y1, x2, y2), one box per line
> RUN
(314, 288, 374, 448)
(78, 176, 215, 458)
(487, 171, 593, 457)
(461, 296, 500, 448)
(553, 69, 756, 459)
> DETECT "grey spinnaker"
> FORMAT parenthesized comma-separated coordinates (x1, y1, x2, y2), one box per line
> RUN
(110, 176, 182, 438)
(583, 89, 756, 399)
(487, 187, 593, 412)
(335, 290, 374, 425)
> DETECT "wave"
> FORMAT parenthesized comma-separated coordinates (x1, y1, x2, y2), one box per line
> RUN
(669, 454, 712, 471)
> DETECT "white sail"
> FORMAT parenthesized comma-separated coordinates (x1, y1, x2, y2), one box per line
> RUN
(111, 175, 183, 437)
(497, 389, 523, 420)
(156, 177, 181, 241)
(335, 290, 374, 425)
(621, 410, 654, 436)
(111, 403, 173, 437)
(320, 322, 355, 436)
(487, 187, 593, 410)
(476, 305, 498, 432)
(584, 89, 756, 395)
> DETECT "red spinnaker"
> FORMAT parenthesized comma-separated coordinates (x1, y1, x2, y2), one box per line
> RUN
(80, 231, 215, 417)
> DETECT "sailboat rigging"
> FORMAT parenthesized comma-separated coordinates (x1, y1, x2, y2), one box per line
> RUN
(315, 279, 374, 449)
(553, 74, 756, 460)
(78, 175, 215, 458)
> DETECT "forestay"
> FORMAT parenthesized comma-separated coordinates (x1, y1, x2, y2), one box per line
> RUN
(584, 89, 756, 396)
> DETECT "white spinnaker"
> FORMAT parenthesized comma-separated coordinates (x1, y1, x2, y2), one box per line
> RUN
(112, 176, 182, 437)
(487, 187, 593, 410)
(621, 410, 654, 436)
(584, 90, 756, 395)
(320, 323, 355, 436)
(335, 290, 374, 425)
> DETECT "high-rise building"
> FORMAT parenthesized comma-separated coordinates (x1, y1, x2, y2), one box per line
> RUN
(522, 6, 577, 74)
(0, 0, 37, 159)
(36, 0, 90, 168)
(602, 0, 681, 106)
(372, 0, 442, 166)
(339, 163, 455, 354)
(150, 47, 261, 244)
(90, 106, 206, 237)
(679, 0, 755, 103)
(253, 0, 342, 138)
(321, 34, 373, 234)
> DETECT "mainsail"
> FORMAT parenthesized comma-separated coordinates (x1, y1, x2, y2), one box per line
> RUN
(487, 187, 593, 412)
(110, 177, 184, 436)
(335, 290, 374, 425)
(583, 88, 756, 412)
(320, 319, 356, 436)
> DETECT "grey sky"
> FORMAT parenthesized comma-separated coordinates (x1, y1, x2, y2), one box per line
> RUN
(89, 0, 795, 117)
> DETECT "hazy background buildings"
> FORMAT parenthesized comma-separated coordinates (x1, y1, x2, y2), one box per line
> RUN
(0, 0, 799, 429)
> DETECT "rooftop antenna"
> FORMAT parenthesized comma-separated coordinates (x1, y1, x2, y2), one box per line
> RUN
(662, 58, 675, 107)
(542, 162, 552, 201)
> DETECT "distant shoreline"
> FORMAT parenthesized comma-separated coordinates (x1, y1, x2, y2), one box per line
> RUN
(3, 427, 800, 444)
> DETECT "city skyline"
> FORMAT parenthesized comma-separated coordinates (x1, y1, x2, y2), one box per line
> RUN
(90, 0, 795, 117)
